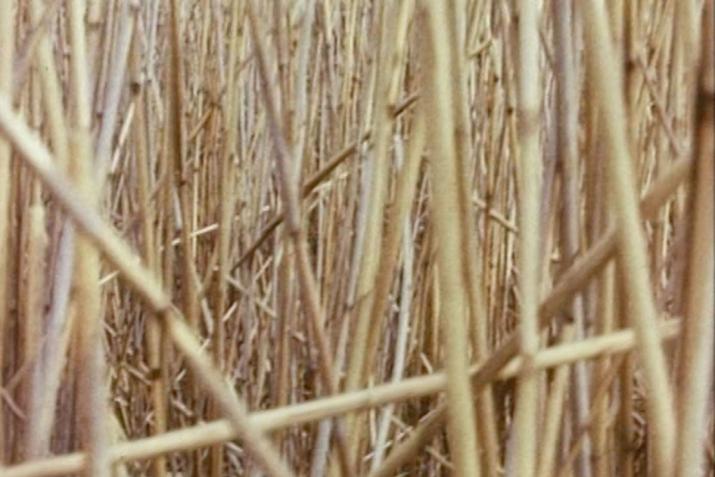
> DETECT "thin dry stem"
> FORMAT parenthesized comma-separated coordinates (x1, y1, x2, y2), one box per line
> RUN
(580, 3, 677, 476)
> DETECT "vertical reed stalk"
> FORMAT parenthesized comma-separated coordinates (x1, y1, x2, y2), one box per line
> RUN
(130, 29, 166, 477)
(512, 1, 542, 476)
(0, 0, 15, 462)
(66, 0, 109, 474)
(552, 3, 593, 475)
(580, 2, 677, 476)
(245, 2, 353, 473)
(419, 2, 480, 474)
(674, 4, 714, 475)
(0, 2, 709, 475)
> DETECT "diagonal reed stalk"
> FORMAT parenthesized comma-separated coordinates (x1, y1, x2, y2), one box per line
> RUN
(0, 3, 710, 475)
(0, 93, 292, 477)
(0, 319, 683, 477)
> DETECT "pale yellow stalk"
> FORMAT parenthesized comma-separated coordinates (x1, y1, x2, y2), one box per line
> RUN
(419, 2, 480, 474)
(512, 1, 542, 475)
(580, 2, 677, 476)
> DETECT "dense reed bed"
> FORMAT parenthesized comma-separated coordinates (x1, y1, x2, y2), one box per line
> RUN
(0, 0, 712, 476)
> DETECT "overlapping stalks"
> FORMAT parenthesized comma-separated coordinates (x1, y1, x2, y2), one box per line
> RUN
(0, 1, 712, 476)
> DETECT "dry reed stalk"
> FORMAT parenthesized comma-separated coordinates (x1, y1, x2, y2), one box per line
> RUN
(20, 195, 47, 460)
(129, 27, 166, 477)
(0, 0, 14, 463)
(325, 0, 396, 465)
(0, 93, 293, 477)
(448, 1, 501, 472)
(366, 108, 425, 470)
(419, 2, 480, 474)
(556, 354, 628, 477)
(244, 2, 353, 474)
(587, 14, 619, 463)
(94, 1, 135, 187)
(580, 3, 677, 477)
(551, 3, 593, 477)
(617, 270, 636, 477)
(369, 153, 692, 476)
(348, 6, 419, 465)
(20, 14, 72, 442)
(512, 1, 542, 475)
(168, 0, 199, 336)
(342, 0, 394, 418)
(0, 73, 692, 470)
(536, 325, 572, 477)
(27, 227, 75, 459)
(208, 1, 240, 474)
(66, 0, 109, 473)
(370, 199, 416, 470)
(0, 2, 710, 475)
(232, 92, 418, 271)
(0, 319, 682, 477)
(674, 4, 714, 475)
(163, 314, 294, 477)
(591, 247, 617, 477)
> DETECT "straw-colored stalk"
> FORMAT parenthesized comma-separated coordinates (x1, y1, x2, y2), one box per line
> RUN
(130, 30, 167, 477)
(447, 0, 501, 472)
(674, 4, 714, 475)
(244, 2, 353, 474)
(21, 16, 71, 446)
(367, 109, 425, 471)
(350, 3, 417, 457)
(20, 196, 48, 459)
(0, 3, 708, 475)
(0, 0, 15, 462)
(512, 1, 542, 476)
(548, 2, 593, 476)
(0, 319, 683, 477)
(168, 0, 200, 335)
(419, 1, 480, 474)
(0, 92, 293, 477)
(580, 2, 677, 476)
(66, 0, 109, 474)
(369, 154, 692, 476)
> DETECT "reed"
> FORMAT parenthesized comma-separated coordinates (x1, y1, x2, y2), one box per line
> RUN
(0, 1, 711, 475)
